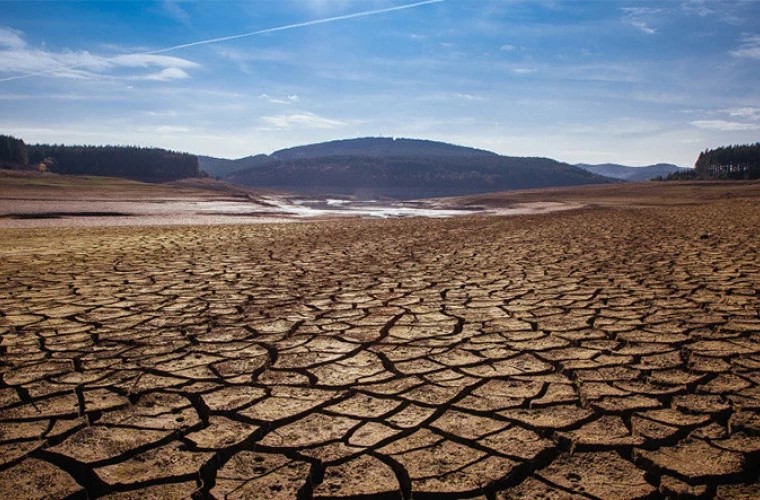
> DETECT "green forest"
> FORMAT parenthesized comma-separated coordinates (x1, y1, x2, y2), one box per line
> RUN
(26, 144, 200, 182)
(227, 153, 613, 199)
(271, 137, 497, 160)
(1, 134, 200, 182)
(0, 134, 28, 167)
(694, 143, 760, 179)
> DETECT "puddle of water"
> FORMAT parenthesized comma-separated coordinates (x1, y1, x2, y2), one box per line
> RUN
(0, 196, 582, 228)
(260, 197, 478, 218)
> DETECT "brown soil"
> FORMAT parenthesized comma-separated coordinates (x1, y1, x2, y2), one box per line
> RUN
(1, 182, 760, 498)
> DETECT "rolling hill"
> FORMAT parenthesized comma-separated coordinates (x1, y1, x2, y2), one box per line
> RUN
(271, 137, 497, 160)
(208, 137, 617, 199)
(576, 163, 689, 181)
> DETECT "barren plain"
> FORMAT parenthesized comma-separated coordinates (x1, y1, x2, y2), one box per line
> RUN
(1, 180, 760, 499)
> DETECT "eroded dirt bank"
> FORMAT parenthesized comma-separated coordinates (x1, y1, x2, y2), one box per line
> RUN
(1, 191, 759, 498)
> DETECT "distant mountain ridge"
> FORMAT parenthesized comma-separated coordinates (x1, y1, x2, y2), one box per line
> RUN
(202, 137, 618, 200)
(576, 162, 689, 181)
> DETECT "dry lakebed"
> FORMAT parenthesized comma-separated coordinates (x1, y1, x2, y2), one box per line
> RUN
(1, 175, 760, 498)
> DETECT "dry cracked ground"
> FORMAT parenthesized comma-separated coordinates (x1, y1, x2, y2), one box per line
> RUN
(1, 191, 760, 499)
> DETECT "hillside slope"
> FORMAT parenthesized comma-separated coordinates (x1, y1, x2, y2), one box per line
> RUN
(199, 154, 276, 177)
(223, 138, 616, 199)
(271, 137, 497, 160)
(576, 163, 688, 181)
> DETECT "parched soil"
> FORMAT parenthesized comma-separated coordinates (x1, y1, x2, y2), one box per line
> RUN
(1, 186, 760, 498)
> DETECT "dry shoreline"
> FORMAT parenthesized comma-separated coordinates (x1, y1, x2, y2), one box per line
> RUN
(0, 173, 591, 228)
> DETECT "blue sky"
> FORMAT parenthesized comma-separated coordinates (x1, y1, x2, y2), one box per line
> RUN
(1, 0, 759, 166)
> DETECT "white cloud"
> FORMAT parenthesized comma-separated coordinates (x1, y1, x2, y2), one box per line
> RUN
(0, 26, 26, 49)
(731, 46, 760, 59)
(730, 34, 760, 59)
(142, 67, 190, 81)
(630, 21, 656, 35)
(110, 54, 199, 69)
(415, 92, 486, 103)
(500, 44, 516, 52)
(691, 120, 760, 131)
(161, 0, 191, 25)
(1, 53, 102, 80)
(456, 93, 484, 101)
(727, 107, 760, 119)
(0, 26, 199, 82)
(513, 67, 536, 75)
(621, 7, 661, 35)
(259, 94, 301, 105)
(260, 112, 346, 130)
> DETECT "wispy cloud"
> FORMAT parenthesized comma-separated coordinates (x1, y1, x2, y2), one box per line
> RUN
(727, 107, 760, 120)
(621, 7, 662, 35)
(259, 94, 301, 105)
(456, 93, 484, 101)
(621, 7, 664, 16)
(260, 112, 346, 130)
(691, 119, 760, 131)
(680, 0, 713, 17)
(146, 0, 443, 55)
(0, 27, 199, 81)
(682, 1, 743, 24)
(143, 67, 191, 81)
(110, 54, 198, 69)
(0, 26, 25, 49)
(630, 21, 656, 35)
(416, 92, 486, 102)
(161, 0, 191, 25)
(730, 34, 760, 59)
(0, 0, 443, 84)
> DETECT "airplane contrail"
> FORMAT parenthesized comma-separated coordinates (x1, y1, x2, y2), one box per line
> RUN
(0, 0, 444, 83)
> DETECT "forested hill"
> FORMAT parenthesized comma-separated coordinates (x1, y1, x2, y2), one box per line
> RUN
(221, 138, 617, 199)
(271, 137, 497, 160)
(27, 144, 200, 182)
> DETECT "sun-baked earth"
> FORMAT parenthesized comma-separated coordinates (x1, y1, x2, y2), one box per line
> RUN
(1, 181, 760, 499)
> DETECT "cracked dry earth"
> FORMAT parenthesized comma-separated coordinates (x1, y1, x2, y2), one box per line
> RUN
(1, 198, 760, 499)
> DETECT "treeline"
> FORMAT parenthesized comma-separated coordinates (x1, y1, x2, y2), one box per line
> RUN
(694, 143, 760, 179)
(656, 169, 699, 181)
(0, 134, 28, 166)
(26, 144, 200, 182)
